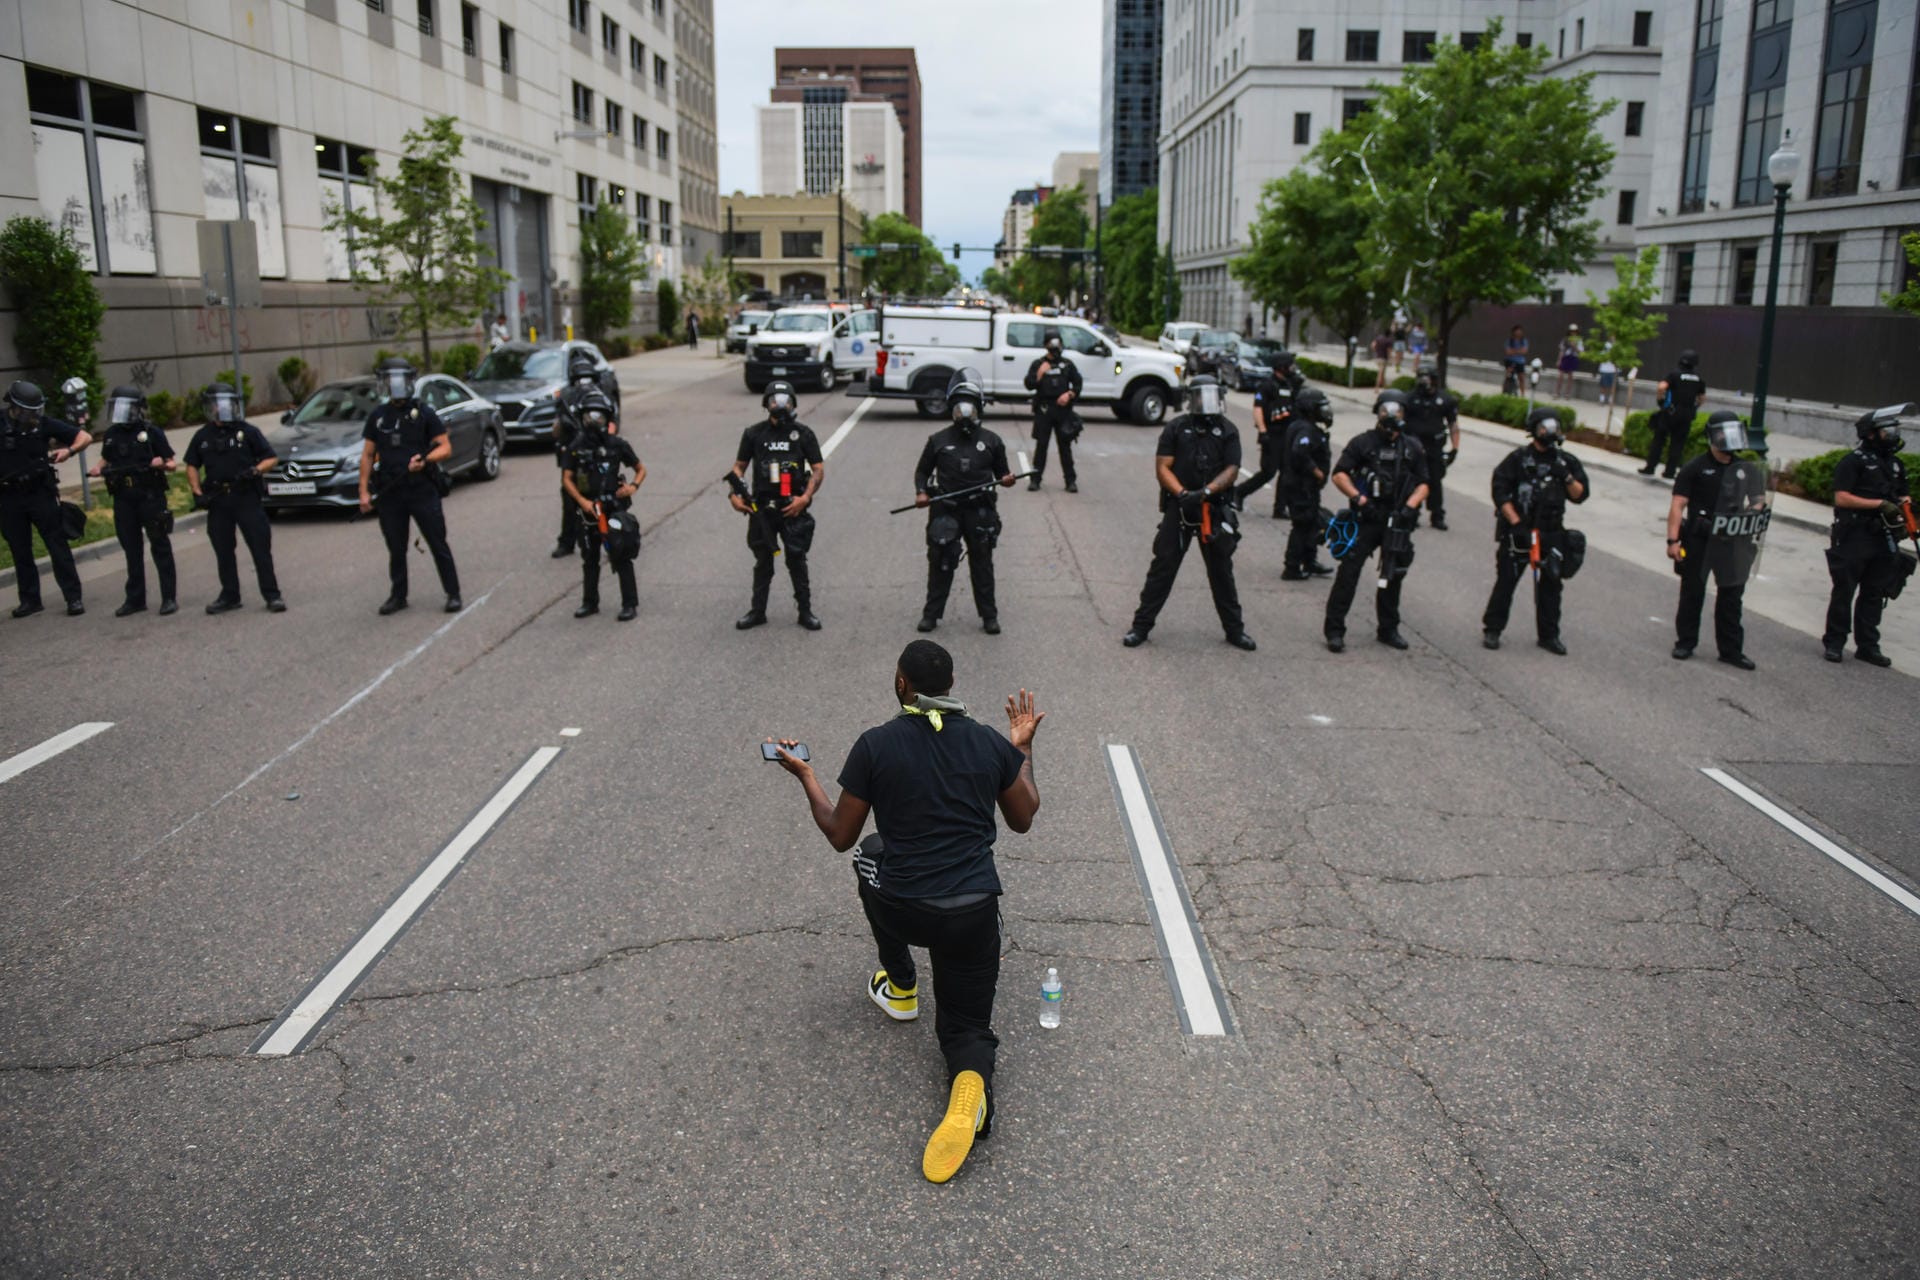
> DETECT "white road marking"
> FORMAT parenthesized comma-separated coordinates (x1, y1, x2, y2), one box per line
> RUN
(1104, 744, 1231, 1036)
(1308, 714, 1334, 725)
(560, 727, 582, 737)
(1016, 449, 1031, 474)
(821, 396, 875, 459)
(253, 745, 563, 1056)
(0, 722, 113, 785)
(1702, 767, 1920, 920)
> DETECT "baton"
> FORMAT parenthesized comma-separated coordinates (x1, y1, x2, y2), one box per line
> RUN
(889, 470, 1037, 515)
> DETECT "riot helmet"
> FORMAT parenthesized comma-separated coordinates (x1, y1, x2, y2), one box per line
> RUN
(1704, 409, 1747, 455)
(1413, 362, 1438, 396)
(5, 379, 46, 428)
(566, 346, 600, 386)
(202, 384, 244, 425)
(947, 369, 986, 433)
(1677, 349, 1699, 372)
(375, 357, 417, 402)
(106, 386, 148, 427)
(1043, 329, 1064, 358)
(1268, 348, 1297, 376)
(1525, 406, 1564, 447)
(1188, 374, 1225, 418)
(1295, 387, 1333, 426)
(1855, 403, 1913, 455)
(762, 379, 798, 423)
(575, 387, 616, 438)
(1374, 389, 1410, 433)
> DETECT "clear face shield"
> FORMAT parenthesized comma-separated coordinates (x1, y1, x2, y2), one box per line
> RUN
(382, 368, 415, 401)
(108, 395, 143, 426)
(1707, 421, 1749, 454)
(1192, 382, 1225, 417)
(205, 391, 243, 425)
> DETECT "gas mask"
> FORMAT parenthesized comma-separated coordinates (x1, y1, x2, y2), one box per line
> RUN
(952, 399, 981, 433)
(1532, 416, 1563, 447)
(1376, 401, 1405, 436)
(1415, 375, 1435, 396)
(767, 391, 795, 423)
(1045, 340, 1063, 359)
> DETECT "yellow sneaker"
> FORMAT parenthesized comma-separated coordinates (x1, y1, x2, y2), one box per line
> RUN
(868, 970, 919, 1021)
(922, 1070, 988, 1184)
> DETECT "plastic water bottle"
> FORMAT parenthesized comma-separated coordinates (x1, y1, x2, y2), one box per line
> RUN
(1039, 967, 1063, 1029)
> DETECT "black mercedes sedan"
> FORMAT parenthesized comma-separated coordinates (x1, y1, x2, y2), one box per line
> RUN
(261, 374, 505, 511)
(466, 341, 620, 445)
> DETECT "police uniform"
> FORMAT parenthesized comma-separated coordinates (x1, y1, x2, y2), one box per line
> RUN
(1232, 375, 1294, 516)
(1669, 452, 1745, 659)
(1278, 408, 1333, 579)
(1323, 426, 1429, 647)
(736, 417, 823, 622)
(1823, 443, 1910, 663)
(1482, 443, 1590, 647)
(363, 398, 461, 607)
(552, 377, 605, 555)
(185, 420, 282, 608)
(564, 429, 642, 617)
(1404, 384, 1459, 527)
(0, 415, 85, 615)
(99, 419, 177, 612)
(1645, 366, 1706, 478)
(916, 424, 1010, 630)
(1024, 354, 1083, 489)
(1124, 412, 1251, 645)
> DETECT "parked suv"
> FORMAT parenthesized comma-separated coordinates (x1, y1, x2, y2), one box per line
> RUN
(466, 341, 620, 445)
(743, 307, 880, 393)
(1185, 330, 1241, 380)
(1158, 322, 1207, 356)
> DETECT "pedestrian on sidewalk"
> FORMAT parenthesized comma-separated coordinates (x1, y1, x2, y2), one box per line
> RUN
(767, 642, 1043, 1184)
(1502, 326, 1530, 396)
(1370, 329, 1392, 389)
(1597, 359, 1618, 406)
(1554, 325, 1581, 399)
(685, 310, 701, 351)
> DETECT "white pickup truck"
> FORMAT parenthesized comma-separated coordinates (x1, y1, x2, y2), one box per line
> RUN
(743, 306, 881, 394)
(865, 307, 1186, 423)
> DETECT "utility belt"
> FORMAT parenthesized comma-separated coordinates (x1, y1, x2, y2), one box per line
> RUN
(374, 461, 452, 499)
(202, 472, 261, 496)
(1833, 507, 1903, 535)
(0, 467, 53, 496)
(105, 468, 167, 496)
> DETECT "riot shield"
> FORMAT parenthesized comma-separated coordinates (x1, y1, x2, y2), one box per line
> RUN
(1703, 458, 1773, 588)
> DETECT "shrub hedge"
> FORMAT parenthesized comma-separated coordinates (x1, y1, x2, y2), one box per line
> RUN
(1781, 448, 1920, 503)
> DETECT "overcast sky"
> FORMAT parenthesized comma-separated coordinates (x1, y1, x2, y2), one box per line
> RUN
(714, 0, 1104, 282)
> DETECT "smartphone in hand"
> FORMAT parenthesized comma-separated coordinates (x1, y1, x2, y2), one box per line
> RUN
(762, 742, 809, 762)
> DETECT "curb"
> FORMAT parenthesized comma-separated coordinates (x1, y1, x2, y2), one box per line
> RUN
(0, 510, 210, 592)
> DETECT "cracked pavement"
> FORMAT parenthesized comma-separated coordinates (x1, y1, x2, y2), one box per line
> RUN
(1, 350, 1914, 1277)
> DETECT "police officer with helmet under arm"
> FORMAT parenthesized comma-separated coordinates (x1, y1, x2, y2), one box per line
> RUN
(730, 380, 823, 631)
(1024, 330, 1082, 493)
(185, 384, 284, 615)
(1823, 403, 1914, 667)
(561, 387, 645, 621)
(1404, 362, 1460, 530)
(1481, 407, 1590, 655)
(0, 379, 90, 617)
(1121, 374, 1255, 650)
(915, 371, 1017, 635)
(1323, 389, 1429, 653)
(89, 386, 179, 616)
(357, 357, 462, 616)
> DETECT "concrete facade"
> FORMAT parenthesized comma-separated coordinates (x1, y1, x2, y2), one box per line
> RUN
(1099, 0, 1164, 204)
(754, 91, 905, 221)
(2, 0, 686, 405)
(772, 48, 922, 228)
(674, 0, 719, 271)
(995, 186, 1053, 264)
(720, 191, 865, 301)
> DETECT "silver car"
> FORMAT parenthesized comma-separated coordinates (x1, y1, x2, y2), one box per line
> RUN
(262, 375, 505, 510)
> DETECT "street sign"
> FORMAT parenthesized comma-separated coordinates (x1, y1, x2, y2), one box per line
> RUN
(197, 220, 262, 307)
(849, 245, 879, 259)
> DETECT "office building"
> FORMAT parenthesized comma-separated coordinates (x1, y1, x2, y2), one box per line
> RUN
(755, 87, 906, 220)
(1100, 0, 1165, 203)
(1052, 151, 1102, 209)
(773, 48, 922, 226)
(720, 192, 865, 300)
(675, 0, 720, 268)
(996, 187, 1054, 264)
(2, 0, 687, 399)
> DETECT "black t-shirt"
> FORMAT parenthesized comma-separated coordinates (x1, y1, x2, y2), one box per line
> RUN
(1284, 421, 1331, 485)
(100, 422, 175, 491)
(1025, 355, 1082, 412)
(838, 712, 1027, 899)
(1662, 370, 1707, 415)
(1831, 447, 1908, 509)
(1156, 413, 1242, 506)
(1672, 452, 1732, 537)
(1404, 390, 1457, 438)
(564, 433, 640, 502)
(915, 425, 1009, 499)
(185, 422, 275, 483)
(1251, 377, 1292, 434)
(0, 416, 81, 483)
(736, 419, 823, 502)
(1490, 444, 1590, 532)
(362, 401, 448, 483)
(1334, 427, 1430, 511)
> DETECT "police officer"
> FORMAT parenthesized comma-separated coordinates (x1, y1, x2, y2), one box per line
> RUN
(1323, 390, 1430, 652)
(729, 380, 823, 630)
(561, 387, 645, 621)
(185, 385, 284, 615)
(915, 374, 1016, 635)
(1642, 349, 1707, 480)
(1666, 410, 1755, 668)
(88, 386, 179, 616)
(1404, 362, 1460, 530)
(0, 380, 90, 617)
(1232, 351, 1299, 517)
(1268, 346, 1307, 398)
(1024, 330, 1082, 493)
(1121, 375, 1255, 650)
(551, 347, 609, 558)
(356, 357, 462, 615)
(1481, 408, 1590, 655)
(1822, 404, 1912, 667)
(1278, 387, 1336, 581)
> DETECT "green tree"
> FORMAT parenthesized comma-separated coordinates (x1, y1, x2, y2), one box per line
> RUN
(681, 252, 736, 351)
(1886, 232, 1920, 314)
(656, 279, 679, 336)
(326, 115, 507, 366)
(579, 200, 647, 343)
(0, 216, 105, 415)
(1024, 183, 1090, 304)
(1346, 22, 1615, 383)
(1101, 190, 1179, 333)
(862, 211, 960, 297)
(1585, 244, 1667, 435)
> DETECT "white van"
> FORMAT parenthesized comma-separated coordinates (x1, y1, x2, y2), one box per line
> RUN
(1158, 322, 1207, 356)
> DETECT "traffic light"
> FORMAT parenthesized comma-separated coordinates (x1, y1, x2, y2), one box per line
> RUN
(952, 243, 962, 260)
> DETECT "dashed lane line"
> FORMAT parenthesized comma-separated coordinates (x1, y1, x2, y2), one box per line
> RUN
(1703, 767, 1920, 920)
(0, 722, 113, 785)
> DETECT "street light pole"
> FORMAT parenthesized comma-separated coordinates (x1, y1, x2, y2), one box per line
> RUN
(1751, 131, 1801, 454)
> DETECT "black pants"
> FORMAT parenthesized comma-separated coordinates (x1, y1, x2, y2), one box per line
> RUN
(556, 489, 579, 552)
(1, 487, 83, 608)
(923, 503, 999, 623)
(1232, 437, 1286, 516)
(856, 871, 1000, 1086)
(206, 488, 280, 602)
(747, 506, 814, 612)
(377, 481, 460, 601)
(1031, 413, 1076, 484)
(1416, 439, 1450, 517)
(1824, 524, 1900, 651)
(1482, 537, 1563, 641)
(1675, 536, 1744, 656)
(1283, 496, 1322, 572)
(1324, 518, 1406, 638)
(112, 487, 176, 606)
(580, 511, 638, 609)
(1645, 411, 1688, 475)
(1129, 508, 1244, 637)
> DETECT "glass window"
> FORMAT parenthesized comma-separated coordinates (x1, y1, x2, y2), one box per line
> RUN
(1907, 35, 1920, 187)
(606, 102, 622, 136)
(768, 311, 829, 332)
(499, 23, 514, 74)
(780, 230, 822, 258)
(1811, 0, 1877, 198)
(601, 14, 618, 53)
(1673, 247, 1696, 304)
(316, 136, 375, 281)
(1517, 32, 1534, 49)
(568, 0, 588, 34)
(654, 54, 669, 88)
(1806, 240, 1838, 304)
(460, 3, 477, 56)
(1734, 1, 1793, 206)
(1626, 102, 1646, 137)
(1680, 0, 1724, 213)
(1059, 325, 1103, 354)
(26, 67, 156, 275)
(630, 35, 645, 72)
(635, 193, 651, 239)
(1345, 29, 1378, 62)
(657, 129, 669, 162)
(1732, 244, 1759, 305)
(1006, 321, 1047, 348)
(1633, 11, 1655, 45)
(1293, 112, 1311, 145)
(199, 109, 284, 277)
(1577, 18, 1585, 50)
(1460, 32, 1484, 52)
(1342, 98, 1373, 126)
(632, 115, 646, 148)
(1297, 28, 1314, 61)
(572, 82, 594, 122)
(1618, 189, 1638, 224)
(291, 381, 381, 424)
(723, 230, 760, 256)
(1402, 31, 1436, 63)
(416, 0, 434, 37)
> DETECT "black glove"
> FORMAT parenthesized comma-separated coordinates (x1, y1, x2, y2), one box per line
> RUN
(1178, 488, 1205, 515)
(1445, 447, 1458, 466)
(192, 491, 210, 511)
(1881, 499, 1904, 518)
(1549, 456, 1571, 483)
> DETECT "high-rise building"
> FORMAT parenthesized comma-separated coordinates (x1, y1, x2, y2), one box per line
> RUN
(675, 0, 720, 269)
(995, 187, 1054, 264)
(2, 0, 689, 395)
(1052, 152, 1102, 209)
(773, 48, 923, 226)
(1100, 0, 1164, 204)
(755, 87, 906, 221)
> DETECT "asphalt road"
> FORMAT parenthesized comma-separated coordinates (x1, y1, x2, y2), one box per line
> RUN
(2, 346, 1915, 1278)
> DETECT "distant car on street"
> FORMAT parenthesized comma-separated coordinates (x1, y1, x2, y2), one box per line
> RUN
(261, 374, 504, 510)
(465, 340, 620, 445)
(726, 310, 775, 353)
(1225, 336, 1288, 391)
(1157, 321, 1207, 356)
(1185, 329, 1241, 380)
